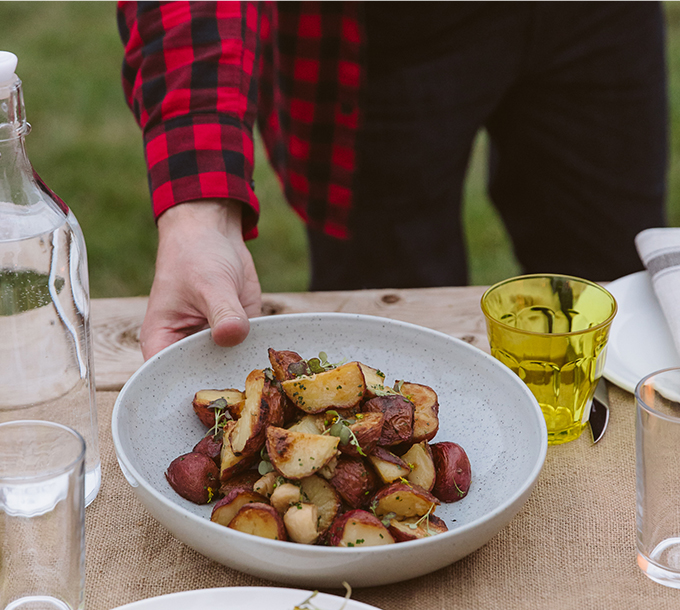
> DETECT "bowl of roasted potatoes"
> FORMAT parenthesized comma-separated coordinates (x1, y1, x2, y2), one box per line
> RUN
(112, 313, 547, 587)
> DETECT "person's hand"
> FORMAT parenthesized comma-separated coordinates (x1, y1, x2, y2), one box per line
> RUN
(140, 199, 262, 360)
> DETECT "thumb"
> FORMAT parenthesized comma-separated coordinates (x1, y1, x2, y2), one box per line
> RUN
(208, 299, 251, 347)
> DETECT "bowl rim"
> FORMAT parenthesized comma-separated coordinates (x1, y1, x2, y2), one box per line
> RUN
(112, 312, 548, 554)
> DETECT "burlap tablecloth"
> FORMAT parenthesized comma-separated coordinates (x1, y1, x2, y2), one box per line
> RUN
(86, 386, 679, 610)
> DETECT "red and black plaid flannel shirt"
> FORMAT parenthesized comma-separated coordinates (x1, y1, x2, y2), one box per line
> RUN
(117, 1, 364, 240)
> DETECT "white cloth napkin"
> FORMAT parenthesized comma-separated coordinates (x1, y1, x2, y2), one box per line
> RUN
(635, 228, 680, 356)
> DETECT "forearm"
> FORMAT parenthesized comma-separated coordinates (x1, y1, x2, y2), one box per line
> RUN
(117, 1, 263, 234)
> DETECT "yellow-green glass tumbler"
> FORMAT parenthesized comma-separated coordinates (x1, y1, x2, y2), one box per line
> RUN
(481, 274, 617, 445)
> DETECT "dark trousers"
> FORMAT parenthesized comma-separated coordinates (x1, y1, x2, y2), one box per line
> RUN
(308, 1, 668, 290)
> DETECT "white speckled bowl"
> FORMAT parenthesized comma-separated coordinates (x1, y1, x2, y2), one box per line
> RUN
(112, 313, 547, 587)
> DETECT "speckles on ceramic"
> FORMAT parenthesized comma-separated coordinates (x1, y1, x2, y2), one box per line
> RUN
(111, 313, 548, 588)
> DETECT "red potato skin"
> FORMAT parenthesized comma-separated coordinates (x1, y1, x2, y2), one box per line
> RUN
(388, 513, 448, 542)
(327, 509, 392, 547)
(267, 348, 305, 381)
(228, 502, 288, 541)
(328, 456, 377, 509)
(431, 441, 472, 502)
(193, 434, 223, 465)
(210, 488, 268, 526)
(166, 452, 220, 505)
(338, 412, 385, 457)
(362, 395, 414, 447)
(218, 469, 261, 496)
(193, 402, 216, 428)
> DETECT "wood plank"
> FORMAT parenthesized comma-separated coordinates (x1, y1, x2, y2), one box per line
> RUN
(91, 286, 491, 391)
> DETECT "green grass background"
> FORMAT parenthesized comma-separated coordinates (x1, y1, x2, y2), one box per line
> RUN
(1, 2, 678, 297)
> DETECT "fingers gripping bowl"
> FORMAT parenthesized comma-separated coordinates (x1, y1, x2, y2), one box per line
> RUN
(112, 313, 547, 587)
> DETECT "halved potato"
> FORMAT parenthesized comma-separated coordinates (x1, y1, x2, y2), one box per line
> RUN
(371, 481, 439, 519)
(219, 421, 257, 481)
(431, 441, 472, 502)
(327, 456, 377, 509)
(228, 502, 288, 541)
(210, 488, 267, 527)
(230, 369, 270, 456)
(281, 362, 366, 414)
(192, 388, 244, 427)
(358, 363, 396, 399)
(367, 447, 411, 484)
(268, 348, 305, 381)
(270, 482, 302, 514)
(284, 502, 319, 544)
(388, 513, 448, 541)
(219, 469, 261, 497)
(401, 441, 436, 491)
(397, 381, 439, 443)
(327, 509, 395, 547)
(299, 475, 342, 536)
(362, 394, 414, 447)
(287, 414, 326, 435)
(266, 426, 339, 479)
(337, 412, 385, 457)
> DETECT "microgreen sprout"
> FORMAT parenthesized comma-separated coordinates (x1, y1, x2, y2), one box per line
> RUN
(289, 352, 347, 378)
(207, 397, 232, 440)
(294, 582, 352, 610)
(323, 410, 366, 456)
(257, 446, 275, 476)
(407, 502, 436, 535)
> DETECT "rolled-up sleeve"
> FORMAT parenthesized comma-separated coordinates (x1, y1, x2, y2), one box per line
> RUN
(117, 0, 262, 237)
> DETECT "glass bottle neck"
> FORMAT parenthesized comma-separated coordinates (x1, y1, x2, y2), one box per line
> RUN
(0, 77, 67, 237)
(0, 76, 30, 142)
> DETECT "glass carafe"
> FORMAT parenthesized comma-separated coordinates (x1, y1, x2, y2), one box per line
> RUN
(0, 51, 100, 505)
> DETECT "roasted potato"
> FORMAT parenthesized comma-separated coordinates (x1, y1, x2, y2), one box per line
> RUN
(270, 482, 302, 513)
(336, 412, 385, 457)
(287, 413, 326, 435)
(230, 369, 270, 456)
(397, 381, 440, 443)
(362, 394, 414, 447)
(326, 455, 377, 509)
(228, 502, 288, 541)
(281, 361, 366, 413)
(284, 502, 319, 544)
(192, 433, 223, 466)
(219, 469, 261, 497)
(327, 509, 395, 547)
(266, 426, 339, 479)
(268, 348, 305, 381)
(371, 481, 439, 519)
(358, 363, 396, 399)
(431, 441, 472, 502)
(192, 388, 244, 427)
(219, 421, 257, 481)
(401, 441, 436, 492)
(368, 446, 411, 484)
(299, 475, 342, 536)
(166, 452, 220, 505)
(211, 487, 267, 527)
(388, 513, 448, 542)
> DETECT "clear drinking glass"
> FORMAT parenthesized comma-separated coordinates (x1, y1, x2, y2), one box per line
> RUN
(0, 420, 86, 610)
(636, 367, 680, 588)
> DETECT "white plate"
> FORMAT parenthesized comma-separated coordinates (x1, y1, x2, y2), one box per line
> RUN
(603, 271, 680, 393)
(112, 313, 547, 587)
(112, 587, 380, 610)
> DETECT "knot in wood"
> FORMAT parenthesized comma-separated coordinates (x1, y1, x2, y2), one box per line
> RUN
(381, 293, 400, 304)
